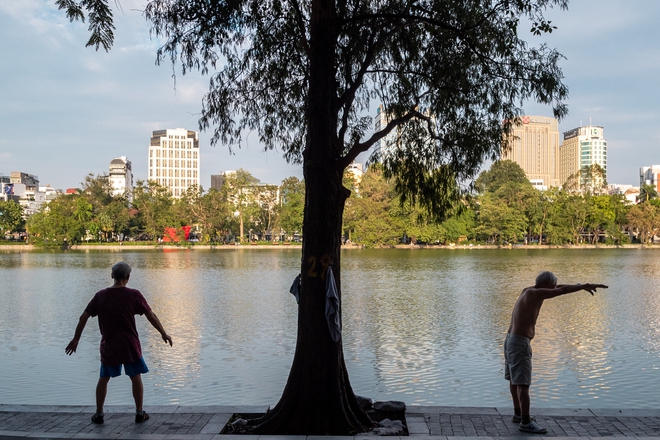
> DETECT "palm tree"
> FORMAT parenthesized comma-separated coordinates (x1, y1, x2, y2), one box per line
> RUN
(637, 183, 658, 203)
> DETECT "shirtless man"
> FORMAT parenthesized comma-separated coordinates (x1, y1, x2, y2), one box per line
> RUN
(504, 271, 607, 434)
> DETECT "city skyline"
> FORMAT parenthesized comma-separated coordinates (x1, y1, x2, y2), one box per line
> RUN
(1, 0, 659, 189)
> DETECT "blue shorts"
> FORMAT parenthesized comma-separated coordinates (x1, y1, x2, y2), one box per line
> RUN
(100, 358, 149, 378)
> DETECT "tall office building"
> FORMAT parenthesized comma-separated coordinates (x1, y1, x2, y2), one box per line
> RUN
(501, 116, 561, 188)
(148, 128, 200, 197)
(108, 156, 133, 201)
(559, 125, 607, 185)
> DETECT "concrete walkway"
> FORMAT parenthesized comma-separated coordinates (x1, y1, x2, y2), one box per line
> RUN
(2, 405, 660, 439)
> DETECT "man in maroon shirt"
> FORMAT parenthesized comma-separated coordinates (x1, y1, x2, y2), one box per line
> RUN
(66, 262, 172, 424)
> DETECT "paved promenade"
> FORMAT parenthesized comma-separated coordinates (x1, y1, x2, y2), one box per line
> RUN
(2, 405, 660, 439)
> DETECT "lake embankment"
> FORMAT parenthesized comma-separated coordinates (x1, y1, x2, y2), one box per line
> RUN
(1, 243, 659, 251)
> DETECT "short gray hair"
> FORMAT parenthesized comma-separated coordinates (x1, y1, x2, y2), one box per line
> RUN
(535, 271, 557, 288)
(111, 262, 132, 280)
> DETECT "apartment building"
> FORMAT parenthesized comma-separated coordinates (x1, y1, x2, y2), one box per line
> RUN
(148, 128, 200, 197)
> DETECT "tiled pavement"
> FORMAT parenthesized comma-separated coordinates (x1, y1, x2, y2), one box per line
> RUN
(2, 405, 660, 439)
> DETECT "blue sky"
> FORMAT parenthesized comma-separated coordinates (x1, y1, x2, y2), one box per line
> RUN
(1, 0, 658, 190)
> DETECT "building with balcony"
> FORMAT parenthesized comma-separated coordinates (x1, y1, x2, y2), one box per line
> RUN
(501, 115, 561, 188)
(108, 156, 133, 201)
(148, 128, 200, 197)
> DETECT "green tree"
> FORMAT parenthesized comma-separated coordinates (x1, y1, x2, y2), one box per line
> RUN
(80, 173, 114, 209)
(279, 177, 305, 240)
(0, 200, 24, 236)
(343, 165, 404, 246)
(564, 164, 607, 195)
(441, 209, 476, 243)
(132, 180, 176, 240)
(627, 202, 659, 244)
(253, 184, 280, 240)
(638, 183, 658, 203)
(476, 190, 528, 243)
(221, 169, 261, 242)
(101, 198, 132, 240)
(61, 0, 569, 433)
(27, 195, 86, 244)
(475, 160, 530, 194)
(178, 186, 233, 242)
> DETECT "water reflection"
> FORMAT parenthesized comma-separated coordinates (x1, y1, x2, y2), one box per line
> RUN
(2, 248, 660, 408)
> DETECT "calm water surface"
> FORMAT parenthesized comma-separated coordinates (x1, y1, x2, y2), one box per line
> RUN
(1, 248, 659, 408)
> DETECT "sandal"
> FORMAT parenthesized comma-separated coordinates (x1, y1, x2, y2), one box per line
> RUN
(91, 413, 104, 424)
(135, 412, 150, 423)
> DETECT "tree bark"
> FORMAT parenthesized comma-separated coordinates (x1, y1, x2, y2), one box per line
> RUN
(250, 0, 372, 433)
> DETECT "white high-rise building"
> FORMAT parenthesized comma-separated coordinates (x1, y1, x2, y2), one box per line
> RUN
(108, 156, 133, 201)
(559, 125, 607, 185)
(148, 128, 200, 197)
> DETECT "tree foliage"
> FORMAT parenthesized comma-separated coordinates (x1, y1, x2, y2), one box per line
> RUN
(0, 201, 24, 235)
(475, 160, 530, 193)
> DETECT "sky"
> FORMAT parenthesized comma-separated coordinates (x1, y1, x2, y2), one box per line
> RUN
(1, 0, 659, 190)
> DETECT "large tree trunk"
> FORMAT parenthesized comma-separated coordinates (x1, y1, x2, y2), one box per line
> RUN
(250, 0, 372, 433)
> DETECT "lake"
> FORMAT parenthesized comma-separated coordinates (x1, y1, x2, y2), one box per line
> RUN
(1, 247, 659, 409)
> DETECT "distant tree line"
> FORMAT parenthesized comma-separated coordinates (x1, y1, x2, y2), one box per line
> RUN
(2, 161, 659, 246)
(343, 161, 659, 246)
(18, 169, 304, 245)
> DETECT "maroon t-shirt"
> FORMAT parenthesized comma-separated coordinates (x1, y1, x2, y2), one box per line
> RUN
(85, 287, 152, 366)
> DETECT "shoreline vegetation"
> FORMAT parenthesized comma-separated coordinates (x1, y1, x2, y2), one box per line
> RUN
(2, 243, 660, 251)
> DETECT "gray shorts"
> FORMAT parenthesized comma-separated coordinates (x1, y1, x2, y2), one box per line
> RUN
(504, 333, 532, 386)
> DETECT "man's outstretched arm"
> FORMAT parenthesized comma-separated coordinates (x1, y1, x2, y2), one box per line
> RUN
(65, 311, 91, 355)
(542, 283, 608, 299)
(145, 310, 173, 346)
